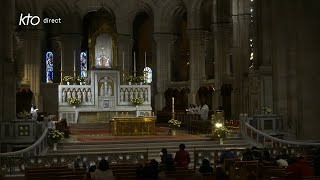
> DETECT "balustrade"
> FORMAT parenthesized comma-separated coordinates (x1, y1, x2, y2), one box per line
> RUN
(119, 85, 151, 105)
(59, 85, 94, 106)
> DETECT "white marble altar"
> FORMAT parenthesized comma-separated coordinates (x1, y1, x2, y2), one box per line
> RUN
(58, 70, 152, 124)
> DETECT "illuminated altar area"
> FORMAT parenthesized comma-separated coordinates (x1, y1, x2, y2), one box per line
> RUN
(57, 20, 153, 125)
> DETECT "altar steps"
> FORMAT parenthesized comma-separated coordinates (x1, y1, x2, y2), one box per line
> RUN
(46, 136, 250, 163)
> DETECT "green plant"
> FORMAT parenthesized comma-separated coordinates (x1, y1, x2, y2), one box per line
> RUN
(63, 76, 73, 82)
(17, 111, 31, 119)
(126, 75, 134, 82)
(68, 98, 81, 106)
(76, 76, 86, 83)
(48, 130, 64, 144)
(262, 107, 272, 114)
(131, 97, 143, 105)
(213, 126, 229, 138)
(134, 76, 145, 83)
(168, 119, 181, 128)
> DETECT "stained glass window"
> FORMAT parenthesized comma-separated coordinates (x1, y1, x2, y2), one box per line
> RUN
(80, 52, 87, 78)
(143, 67, 152, 83)
(46, 52, 53, 83)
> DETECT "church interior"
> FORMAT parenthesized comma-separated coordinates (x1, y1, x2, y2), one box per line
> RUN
(1, 0, 320, 179)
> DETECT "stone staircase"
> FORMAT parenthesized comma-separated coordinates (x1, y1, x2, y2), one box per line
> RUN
(46, 135, 250, 165)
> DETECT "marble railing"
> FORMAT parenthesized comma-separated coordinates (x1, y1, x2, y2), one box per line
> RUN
(0, 120, 46, 144)
(58, 84, 152, 107)
(118, 85, 151, 105)
(240, 114, 320, 147)
(1, 151, 148, 175)
(59, 85, 94, 106)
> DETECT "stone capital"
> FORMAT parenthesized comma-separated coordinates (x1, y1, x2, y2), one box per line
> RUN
(153, 33, 177, 45)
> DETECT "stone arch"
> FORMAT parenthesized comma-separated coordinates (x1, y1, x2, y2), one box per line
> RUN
(158, 0, 187, 33)
(78, 0, 120, 20)
(190, 0, 213, 30)
(43, 0, 72, 18)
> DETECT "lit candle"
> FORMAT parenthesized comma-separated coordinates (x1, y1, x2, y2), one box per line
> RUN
(73, 50, 76, 72)
(172, 97, 175, 113)
(134, 51, 136, 72)
(144, 52, 147, 68)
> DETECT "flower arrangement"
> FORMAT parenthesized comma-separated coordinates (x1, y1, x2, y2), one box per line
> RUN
(76, 76, 86, 83)
(63, 76, 73, 82)
(262, 107, 272, 114)
(48, 130, 64, 144)
(213, 126, 230, 138)
(131, 97, 143, 105)
(134, 76, 145, 83)
(68, 98, 81, 106)
(126, 75, 134, 82)
(17, 111, 31, 119)
(168, 119, 182, 128)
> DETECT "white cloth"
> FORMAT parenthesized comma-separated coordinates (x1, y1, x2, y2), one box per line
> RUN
(200, 104, 209, 120)
(47, 121, 56, 130)
(276, 159, 288, 167)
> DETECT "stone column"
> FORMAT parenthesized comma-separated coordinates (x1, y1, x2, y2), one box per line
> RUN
(117, 34, 133, 83)
(211, 23, 231, 110)
(56, 34, 82, 80)
(0, 0, 16, 121)
(187, 30, 207, 105)
(23, 29, 46, 112)
(153, 34, 177, 111)
(233, 14, 251, 116)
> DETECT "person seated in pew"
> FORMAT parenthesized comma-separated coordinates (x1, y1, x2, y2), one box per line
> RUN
(242, 148, 254, 161)
(84, 165, 96, 179)
(261, 149, 275, 165)
(160, 148, 173, 165)
(220, 149, 237, 164)
(91, 159, 114, 180)
(174, 144, 190, 169)
(275, 155, 288, 168)
(286, 156, 313, 179)
(199, 159, 214, 175)
(136, 159, 159, 179)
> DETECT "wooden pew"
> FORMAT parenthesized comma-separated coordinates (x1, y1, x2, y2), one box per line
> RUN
(25, 166, 85, 180)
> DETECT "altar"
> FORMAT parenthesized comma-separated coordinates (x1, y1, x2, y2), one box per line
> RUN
(58, 69, 152, 125)
(113, 116, 156, 136)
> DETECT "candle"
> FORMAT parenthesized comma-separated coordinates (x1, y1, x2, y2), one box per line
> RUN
(73, 50, 76, 72)
(172, 97, 175, 113)
(134, 51, 136, 72)
(144, 52, 147, 68)
(122, 51, 124, 71)
(61, 49, 63, 71)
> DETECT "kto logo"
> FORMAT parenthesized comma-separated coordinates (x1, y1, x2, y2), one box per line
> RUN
(19, 13, 40, 26)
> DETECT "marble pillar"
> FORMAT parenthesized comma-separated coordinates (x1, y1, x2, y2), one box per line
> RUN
(153, 34, 177, 111)
(0, 0, 16, 121)
(187, 30, 207, 105)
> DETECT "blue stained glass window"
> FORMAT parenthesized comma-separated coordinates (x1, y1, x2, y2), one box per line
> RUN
(46, 52, 53, 83)
(80, 52, 87, 78)
(143, 67, 152, 83)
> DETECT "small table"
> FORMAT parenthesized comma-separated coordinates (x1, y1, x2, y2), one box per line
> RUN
(113, 117, 157, 136)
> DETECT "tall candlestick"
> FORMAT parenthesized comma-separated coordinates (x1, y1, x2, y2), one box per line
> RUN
(144, 51, 147, 68)
(172, 97, 175, 113)
(134, 51, 136, 76)
(61, 49, 63, 71)
(122, 51, 124, 71)
(73, 50, 76, 72)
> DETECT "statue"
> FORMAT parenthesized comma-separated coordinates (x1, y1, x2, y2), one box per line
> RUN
(120, 90, 124, 102)
(144, 88, 148, 102)
(139, 89, 144, 102)
(124, 89, 129, 102)
(88, 89, 92, 102)
(100, 84, 105, 96)
(62, 89, 66, 102)
(129, 90, 134, 101)
(108, 83, 112, 96)
(134, 89, 139, 98)
(200, 104, 209, 120)
(77, 89, 82, 102)
(106, 57, 111, 68)
(72, 89, 76, 98)
(83, 89, 87, 102)
(67, 89, 71, 100)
